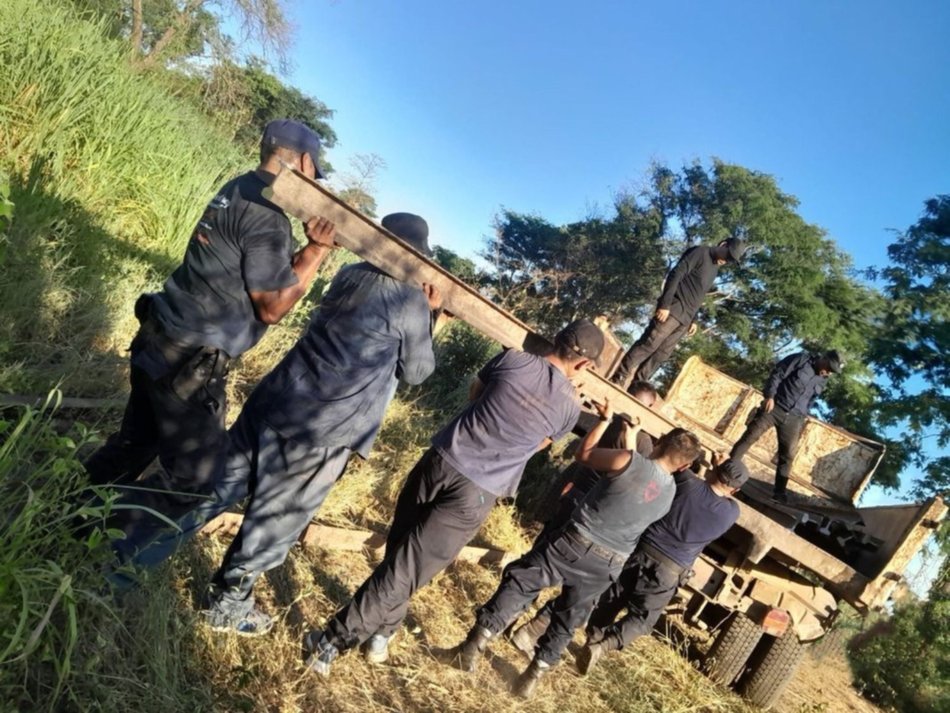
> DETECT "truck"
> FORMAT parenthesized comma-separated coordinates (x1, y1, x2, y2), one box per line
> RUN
(263, 167, 947, 709)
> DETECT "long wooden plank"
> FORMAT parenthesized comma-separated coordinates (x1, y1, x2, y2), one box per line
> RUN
(264, 168, 677, 441)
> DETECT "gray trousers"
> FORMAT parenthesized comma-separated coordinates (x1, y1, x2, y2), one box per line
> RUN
(476, 528, 625, 666)
(325, 449, 495, 650)
(730, 406, 805, 495)
(207, 411, 351, 616)
(613, 316, 688, 389)
(586, 547, 685, 650)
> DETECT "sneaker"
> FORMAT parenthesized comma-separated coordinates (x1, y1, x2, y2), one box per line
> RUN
(304, 630, 339, 678)
(576, 641, 607, 675)
(364, 633, 391, 664)
(202, 604, 274, 637)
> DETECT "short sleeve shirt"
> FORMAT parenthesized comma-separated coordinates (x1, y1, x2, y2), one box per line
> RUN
(572, 451, 675, 556)
(641, 470, 739, 567)
(150, 170, 297, 357)
(431, 349, 580, 498)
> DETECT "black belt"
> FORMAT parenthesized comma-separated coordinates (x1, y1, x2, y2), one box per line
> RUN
(565, 525, 628, 564)
(639, 544, 688, 575)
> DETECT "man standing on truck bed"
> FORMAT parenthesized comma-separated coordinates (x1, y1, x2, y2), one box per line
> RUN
(731, 350, 843, 502)
(84, 119, 336, 556)
(302, 319, 605, 678)
(612, 238, 747, 390)
(511, 454, 750, 674)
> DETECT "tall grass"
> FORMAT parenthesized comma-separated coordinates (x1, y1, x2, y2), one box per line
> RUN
(0, 0, 245, 395)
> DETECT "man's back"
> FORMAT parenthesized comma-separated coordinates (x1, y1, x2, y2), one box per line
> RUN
(246, 262, 435, 456)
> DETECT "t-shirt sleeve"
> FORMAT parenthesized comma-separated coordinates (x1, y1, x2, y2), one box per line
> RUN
(476, 349, 509, 383)
(550, 398, 580, 442)
(396, 288, 437, 386)
(242, 209, 298, 293)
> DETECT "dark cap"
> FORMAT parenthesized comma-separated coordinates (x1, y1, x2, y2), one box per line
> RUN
(723, 238, 748, 263)
(717, 458, 750, 489)
(821, 349, 844, 374)
(382, 213, 431, 256)
(262, 119, 326, 179)
(555, 318, 605, 361)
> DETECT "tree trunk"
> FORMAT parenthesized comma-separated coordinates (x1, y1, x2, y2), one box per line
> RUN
(130, 0, 143, 56)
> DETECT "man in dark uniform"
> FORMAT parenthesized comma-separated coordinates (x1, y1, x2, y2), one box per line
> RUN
(514, 455, 749, 674)
(197, 213, 441, 634)
(302, 319, 606, 677)
(612, 238, 746, 390)
(455, 400, 702, 699)
(730, 349, 842, 502)
(85, 119, 337, 558)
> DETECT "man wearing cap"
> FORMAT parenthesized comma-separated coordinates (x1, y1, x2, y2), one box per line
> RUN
(455, 400, 702, 699)
(85, 119, 337, 557)
(730, 350, 843, 503)
(612, 238, 747, 390)
(302, 319, 605, 676)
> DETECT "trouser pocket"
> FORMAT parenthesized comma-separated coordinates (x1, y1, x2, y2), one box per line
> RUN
(171, 347, 229, 413)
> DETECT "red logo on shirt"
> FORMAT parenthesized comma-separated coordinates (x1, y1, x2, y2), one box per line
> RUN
(643, 480, 661, 503)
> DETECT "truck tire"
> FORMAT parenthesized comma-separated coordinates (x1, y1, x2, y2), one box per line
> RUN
(741, 629, 807, 709)
(705, 613, 763, 686)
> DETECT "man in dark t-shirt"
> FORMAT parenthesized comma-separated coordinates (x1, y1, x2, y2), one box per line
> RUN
(301, 319, 606, 678)
(455, 400, 702, 699)
(612, 238, 746, 390)
(85, 119, 337, 560)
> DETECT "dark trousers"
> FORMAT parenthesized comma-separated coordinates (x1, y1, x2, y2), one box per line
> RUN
(613, 316, 688, 389)
(325, 449, 495, 650)
(476, 528, 624, 666)
(207, 411, 352, 616)
(730, 406, 805, 495)
(84, 322, 230, 559)
(586, 546, 685, 650)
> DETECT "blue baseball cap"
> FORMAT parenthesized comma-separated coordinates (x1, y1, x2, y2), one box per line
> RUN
(262, 119, 326, 178)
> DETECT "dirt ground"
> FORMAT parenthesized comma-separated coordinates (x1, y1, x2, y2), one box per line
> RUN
(776, 652, 883, 713)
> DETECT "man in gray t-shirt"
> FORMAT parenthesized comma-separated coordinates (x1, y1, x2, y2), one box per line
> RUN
(456, 402, 701, 700)
(302, 319, 606, 678)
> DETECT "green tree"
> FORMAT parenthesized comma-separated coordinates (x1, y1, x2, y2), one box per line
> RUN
(868, 196, 950, 497)
(482, 200, 667, 336)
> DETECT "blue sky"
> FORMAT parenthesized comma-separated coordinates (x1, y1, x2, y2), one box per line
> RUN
(281, 1, 947, 514)
(285, 0, 948, 274)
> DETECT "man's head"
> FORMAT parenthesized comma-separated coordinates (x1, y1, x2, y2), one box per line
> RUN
(714, 238, 748, 266)
(707, 458, 750, 494)
(551, 319, 605, 376)
(628, 380, 658, 409)
(652, 427, 702, 471)
(815, 349, 843, 377)
(382, 213, 432, 256)
(260, 119, 326, 179)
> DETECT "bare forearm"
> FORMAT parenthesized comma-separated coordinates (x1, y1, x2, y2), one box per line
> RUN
(255, 243, 331, 324)
(576, 417, 609, 463)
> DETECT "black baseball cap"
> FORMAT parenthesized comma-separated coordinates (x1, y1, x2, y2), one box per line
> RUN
(717, 458, 750, 488)
(382, 213, 432, 256)
(262, 119, 326, 179)
(822, 350, 844, 374)
(555, 319, 605, 361)
(723, 238, 748, 263)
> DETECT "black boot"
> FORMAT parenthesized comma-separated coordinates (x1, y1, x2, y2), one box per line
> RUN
(514, 658, 551, 699)
(510, 611, 551, 656)
(456, 625, 493, 672)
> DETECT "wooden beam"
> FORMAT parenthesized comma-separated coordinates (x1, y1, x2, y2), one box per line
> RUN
(199, 513, 515, 569)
